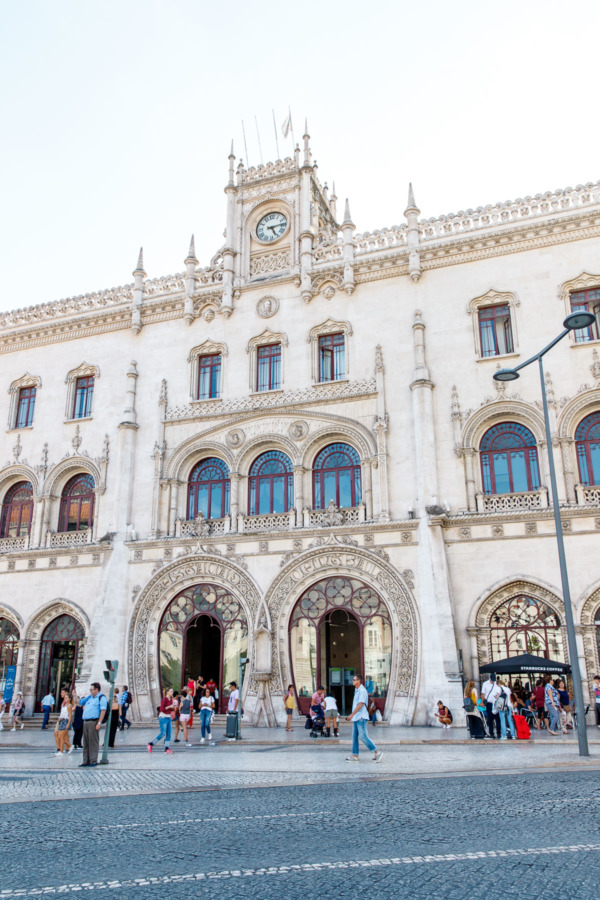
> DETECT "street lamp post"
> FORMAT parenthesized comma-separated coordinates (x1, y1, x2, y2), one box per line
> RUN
(494, 311, 596, 758)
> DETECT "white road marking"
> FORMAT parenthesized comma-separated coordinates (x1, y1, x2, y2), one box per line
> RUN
(3, 843, 600, 895)
(97, 811, 319, 829)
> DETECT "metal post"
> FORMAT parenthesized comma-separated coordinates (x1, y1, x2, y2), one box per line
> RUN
(99, 660, 118, 765)
(538, 356, 589, 756)
(237, 656, 247, 740)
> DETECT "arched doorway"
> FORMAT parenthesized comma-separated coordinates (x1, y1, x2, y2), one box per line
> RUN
(290, 577, 392, 717)
(489, 594, 565, 662)
(35, 614, 85, 710)
(158, 584, 247, 713)
(0, 617, 19, 697)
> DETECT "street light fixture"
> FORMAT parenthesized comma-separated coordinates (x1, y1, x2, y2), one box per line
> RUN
(493, 310, 595, 757)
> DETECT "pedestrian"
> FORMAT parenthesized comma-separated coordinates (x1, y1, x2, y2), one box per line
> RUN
(555, 678, 572, 734)
(464, 680, 486, 738)
(592, 675, 600, 727)
(323, 689, 339, 737)
(10, 692, 24, 730)
(147, 688, 176, 754)
(108, 689, 120, 748)
(312, 685, 325, 709)
(193, 676, 205, 713)
(0, 696, 5, 730)
(534, 678, 547, 730)
(228, 681, 239, 714)
(79, 682, 108, 767)
(283, 685, 296, 732)
(481, 672, 501, 739)
(71, 698, 84, 749)
(206, 676, 217, 697)
(40, 691, 55, 729)
(544, 675, 561, 735)
(367, 695, 378, 726)
(179, 688, 193, 746)
(199, 687, 215, 743)
(54, 691, 74, 755)
(434, 701, 453, 728)
(118, 686, 132, 730)
(172, 691, 181, 742)
(345, 674, 383, 763)
(495, 678, 516, 740)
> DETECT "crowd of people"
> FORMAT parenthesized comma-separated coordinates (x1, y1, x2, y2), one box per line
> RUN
(147, 676, 238, 753)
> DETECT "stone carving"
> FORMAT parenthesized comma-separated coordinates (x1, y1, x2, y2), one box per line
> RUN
(177, 541, 222, 558)
(151, 560, 165, 574)
(70, 555, 78, 565)
(595, 518, 600, 530)
(322, 500, 344, 526)
(425, 504, 446, 516)
(166, 378, 377, 422)
(183, 511, 211, 538)
(288, 420, 308, 440)
(401, 569, 415, 589)
(49, 558, 57, 568)
(35, 443, 49, 478)
(92, 553, 100, 565)
(525, 522, 537, 534)
(134, 549, 143, 561)
(250, 250, 291, 276)
(256, 296, 279, 318)
(71, 425, 82, 453)
(163, 548, 172, 559)
(259, 541, 268, 552)
(561, 519, 571, 532)
(591, 349, 600, 382)
(226, 428, 245, 448)
(12, 435, 22, 462)
(364, 534, 374, 545)
(27, 559, 36, 569)
(401, 532, 413, 543)
(491, 524, 504, 537)
(7, 560, 15, 570)
(459, 527, 471, 539)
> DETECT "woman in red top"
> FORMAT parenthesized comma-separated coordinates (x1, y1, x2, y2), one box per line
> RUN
(147, 688, 176, 754)
(533, 679, 547, 730)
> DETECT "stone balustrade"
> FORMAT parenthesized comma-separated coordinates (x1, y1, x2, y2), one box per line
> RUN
(476, 489, 549, 513)
(238, 509, 297, 533)
(47, 529, 93, 548)
(575, 485, 600, 506)
(0, 536, 28, 553)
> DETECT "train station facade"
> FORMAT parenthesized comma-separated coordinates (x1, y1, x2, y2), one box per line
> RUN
(1, 132, 600, 724)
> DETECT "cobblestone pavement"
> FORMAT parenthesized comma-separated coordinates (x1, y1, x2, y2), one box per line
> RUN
(1, 772, 600, 898)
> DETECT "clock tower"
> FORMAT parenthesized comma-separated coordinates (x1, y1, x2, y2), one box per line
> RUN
(221, 122, 340, 311)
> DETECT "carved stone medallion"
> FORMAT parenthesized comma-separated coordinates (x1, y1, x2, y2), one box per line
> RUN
(256, 296, 279, 318)
(226, 428, 245, 448)
(288, 420, 308, 441)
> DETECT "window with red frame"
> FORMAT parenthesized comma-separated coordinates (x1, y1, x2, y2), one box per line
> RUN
(480, 422, 540, 494)
(478, 305, 514, 357)
(58, 473, 95, 532)
(187, 458, 230, 520)
(248, 451, 293, 515)
(570, 288, 600, 342)
(256, 344, 281, 392)
(0, 481, 33, 538)
(575, 411, 600, 486)
(197, 354, 221, 400)
(318, 333, 345, 382)
(16, 387, 36, 428)
(313, 443, 361, 509)
(73, 376, 94, 419)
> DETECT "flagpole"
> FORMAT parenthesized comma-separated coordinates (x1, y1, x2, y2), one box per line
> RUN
(241, 120, 249, 166)
(272, 109, 280, 160)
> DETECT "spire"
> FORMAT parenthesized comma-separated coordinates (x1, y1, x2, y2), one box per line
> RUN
(342, 198, 354, 228)
(228, 140, 235, 186)
(404, 182, 420, 215)
(330, 181, 337, 219)
(185, 234, 197, 264)
(303, 119, 310, 166)
(133, 247, 145, 276)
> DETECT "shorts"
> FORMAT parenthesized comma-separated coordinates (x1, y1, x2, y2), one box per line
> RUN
(285, 708, 293, 716)
(536, 707, 547, 719)
(180, 714, 190, 723)
(325, 712, 339, 722)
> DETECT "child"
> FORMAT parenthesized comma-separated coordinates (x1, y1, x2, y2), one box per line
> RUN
(323, 691, 339, 737)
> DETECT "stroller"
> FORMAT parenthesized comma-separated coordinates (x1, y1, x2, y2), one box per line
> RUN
(306, 704, 326, 739)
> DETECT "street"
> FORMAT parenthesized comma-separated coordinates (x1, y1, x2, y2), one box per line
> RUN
(1, 742, 600, 899)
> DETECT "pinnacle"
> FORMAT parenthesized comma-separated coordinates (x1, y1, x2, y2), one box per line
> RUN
(229, 139, 235, 157)
(342, 198, 354, 226)
(134, 247, 144, 273)
(187, 234, 196, 260)
(405, 182, 420, 215)
(304, 117, 309, 137)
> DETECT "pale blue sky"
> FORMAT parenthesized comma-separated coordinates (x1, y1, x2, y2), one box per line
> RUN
(0, 1, 598, 310)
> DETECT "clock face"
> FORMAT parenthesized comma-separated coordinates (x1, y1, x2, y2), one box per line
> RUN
(256, 211, 288, 243)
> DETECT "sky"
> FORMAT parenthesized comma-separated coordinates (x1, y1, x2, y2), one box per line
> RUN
(1, 1, 599, 311)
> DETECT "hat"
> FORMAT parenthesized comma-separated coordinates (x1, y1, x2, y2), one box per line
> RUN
(490, 673, 497, 681)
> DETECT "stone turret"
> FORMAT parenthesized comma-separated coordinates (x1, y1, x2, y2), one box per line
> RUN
(131, 247, 145, 335)
(404, 183, 422, 282)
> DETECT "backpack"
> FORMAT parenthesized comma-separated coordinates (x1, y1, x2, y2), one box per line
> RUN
(125, 691, 132, 705)
(493, 691, 507, 713)
(463, 697, 475, 712)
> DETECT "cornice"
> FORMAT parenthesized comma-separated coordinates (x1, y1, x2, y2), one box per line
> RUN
(440, 504, 600, 527)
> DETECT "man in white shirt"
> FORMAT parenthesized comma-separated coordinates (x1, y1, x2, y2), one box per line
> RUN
(481, 674, 501, 739)
(345, 674, 383, 763)
(228, 681, 239, 713)
(41, 692, 55, 730)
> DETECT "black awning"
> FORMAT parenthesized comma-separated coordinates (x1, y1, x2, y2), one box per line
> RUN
(479, 653, 571, 675)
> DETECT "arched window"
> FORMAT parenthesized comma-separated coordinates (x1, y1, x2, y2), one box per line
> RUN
(0, 481, 33, 538)
(312, 443, 361, 509)
(58, 474, 95, 532)
(489, 595, 564, 662)
(0, 617, 19, 669)
(480, 422, 540, 494)
(35, 614, 85, 707)
(187, 458, 230, 520)
(248, 451, 293, 515)
(575, 411, 600, 486)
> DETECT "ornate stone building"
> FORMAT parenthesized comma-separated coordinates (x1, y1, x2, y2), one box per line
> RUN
(1, 128, 600, 725)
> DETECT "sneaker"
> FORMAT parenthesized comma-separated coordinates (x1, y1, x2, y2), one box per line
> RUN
(207, 733, 212, 740)
(20, 723, 24, 730)
(10, 727, 16, 732)
(68, 746, 74, 753)
(78, 762, 89, 767)
(54, 751, 62, 757)
(345, 755, 359, 761)
(373, 750, 383, 763)
(88, 762, 98, 768)
(147, 742, 153, 753)
(500, 736, 507, 741)
(174, 739, 180, 743)
(200, 737, 205, 744)
(164, 748, 173, 754)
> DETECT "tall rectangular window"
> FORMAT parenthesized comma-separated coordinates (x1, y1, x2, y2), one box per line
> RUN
(257, 344, 281, 392)
(73, 376, 94, 419)
(16, 387, 36, 428)
(570, 289, 600, 343)
(319, 333, 346, 382)
(478, 305, 514, 357)
(197, 354, 221, 399)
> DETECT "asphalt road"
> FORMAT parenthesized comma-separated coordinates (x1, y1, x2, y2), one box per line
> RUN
(1, 771, 599, 898)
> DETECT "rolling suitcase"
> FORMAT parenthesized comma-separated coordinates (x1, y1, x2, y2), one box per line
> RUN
(466, 713, 486, 739)
(225, 712, 239, 739)
(513, 714, 531, 740)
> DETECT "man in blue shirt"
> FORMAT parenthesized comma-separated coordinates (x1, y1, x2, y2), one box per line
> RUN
(346, 674, 383, 763)
(79, 682, 107, 767)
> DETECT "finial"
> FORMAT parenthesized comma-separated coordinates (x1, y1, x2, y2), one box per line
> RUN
(133, 247, 145, 276)
(404, 182, 420, 215)
(331, 181, 337, 199)
(229, 140, 235, 158)
(342, 198, 354, 228)
(303, 120, 310, 165)
(303, 117, 309, 138)
(185, 234, 197, 263)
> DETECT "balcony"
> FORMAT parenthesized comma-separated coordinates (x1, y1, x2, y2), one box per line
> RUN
(0, 535, 28, 553)
(47, 529, 93, 548)
(476, 489, 549, 512)
(239, 509, 297, 533)
(575, 484, 600, 506)
(175, 515, 230, 537)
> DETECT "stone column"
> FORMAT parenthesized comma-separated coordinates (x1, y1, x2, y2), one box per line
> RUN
(463, 449, 477, 511)
(363, 458, 373, 519)
(293, 466, 305, 516)
(229, 473, 240, 532)
(560, 438, 577, 504)
(168, 481, 180, 535)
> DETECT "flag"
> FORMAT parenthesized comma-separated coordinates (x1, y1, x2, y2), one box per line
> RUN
(281, 111, 292, 138)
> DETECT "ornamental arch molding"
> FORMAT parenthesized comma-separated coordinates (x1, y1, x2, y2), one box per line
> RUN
(264, 544, 420, 723)
(471, 579, 566, 672)
(558, 272, 600, 307)
(0, 465, 39, 499)
(557, 388, 600, 439)
(236, 433, 301, 474)
(164, 439, 236, 483)
(44, 456, 102, 498)
(0, 603, 24, 632)
(578, 583, 600, 689)
(461, 401, 546, 450)
(20, 599, 90, 708)
(126, 554, 261, 720)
